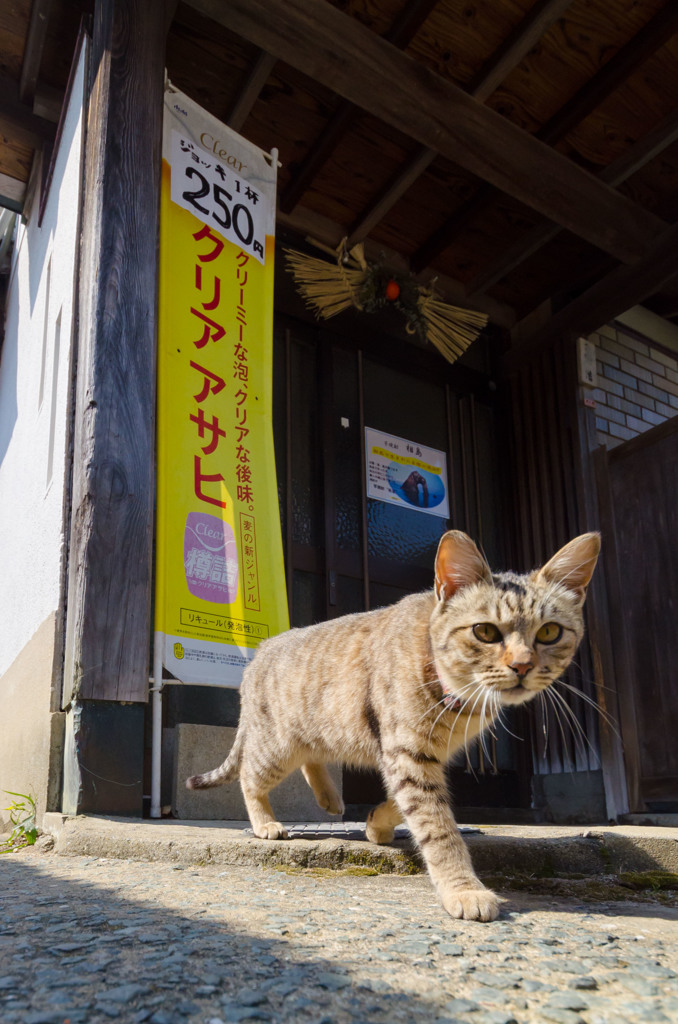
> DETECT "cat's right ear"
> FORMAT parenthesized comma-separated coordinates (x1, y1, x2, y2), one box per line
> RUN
(435, 531, 492, 602)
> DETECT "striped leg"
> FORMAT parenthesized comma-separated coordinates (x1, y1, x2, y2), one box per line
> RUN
(240, 754, 290, 840)
(382, 746, 499, 921)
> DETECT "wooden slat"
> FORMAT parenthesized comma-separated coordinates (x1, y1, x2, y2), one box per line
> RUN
(279, 0, 437, 214)
(0, 170, 26, 210)
(19, 0, 53, 104)
(466, 0, 574, 103)
(226, 50, 276, 131)
(187, 0, 663, 265)
(347, 143, 436, 246)
(63, 0, 168, 704)
(411, 1, 678, 271)
(0, 71, 56, 150)
(537, 3, 678, 147)
(469, 105, 678, 296)
(348, 0, 575, 245)
(511, 219, 678, 362)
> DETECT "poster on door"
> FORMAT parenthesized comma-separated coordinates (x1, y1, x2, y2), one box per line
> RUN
(365, 427, 450, 518)
(155, 83, 289, 687)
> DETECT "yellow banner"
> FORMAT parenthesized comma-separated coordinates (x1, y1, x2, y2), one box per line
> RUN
(155, 85, 288, 686)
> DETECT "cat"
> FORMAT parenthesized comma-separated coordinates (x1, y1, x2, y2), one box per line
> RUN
(186, 529, 600, 921)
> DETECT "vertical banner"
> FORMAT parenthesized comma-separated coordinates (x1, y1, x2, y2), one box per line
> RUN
(155, 84, 288, 687)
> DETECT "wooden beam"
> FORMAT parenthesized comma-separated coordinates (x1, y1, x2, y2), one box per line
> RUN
(63, 0, 168, 704)
(469, 106, 678, 296)
(19, 0, 53, 104)
(349, 0, 575, 246)
(0, 72, 56, 150)
(509, 220, 678, 365)
(187, 0, 661, 264)
(277, 202, 517, 329)
(412, 1, 678, 271)
(226, 50, 276, 132)
(279, 0, 437, 214)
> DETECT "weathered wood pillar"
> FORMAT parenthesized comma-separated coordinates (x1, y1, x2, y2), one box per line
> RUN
(62, 0, 171, 814)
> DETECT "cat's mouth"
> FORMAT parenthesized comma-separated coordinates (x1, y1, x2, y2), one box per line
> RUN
(498, 681, 539, 705)
(441, 690, 463, 712)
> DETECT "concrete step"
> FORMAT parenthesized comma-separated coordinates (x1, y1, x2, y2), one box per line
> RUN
(43, 814, 678, 885)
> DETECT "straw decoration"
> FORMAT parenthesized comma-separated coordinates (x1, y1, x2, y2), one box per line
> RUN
(283, 244, 368, 319)
(417, 288, 489, 364)
(284, 241, 488, 365)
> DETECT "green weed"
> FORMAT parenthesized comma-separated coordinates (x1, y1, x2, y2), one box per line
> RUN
(0, 791, 38, 853)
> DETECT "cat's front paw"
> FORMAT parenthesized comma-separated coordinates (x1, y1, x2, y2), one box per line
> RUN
(254, 821, 289, 840)
(441, 886, 500, 922)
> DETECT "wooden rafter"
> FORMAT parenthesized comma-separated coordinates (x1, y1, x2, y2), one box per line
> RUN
(469, 106, 678, 297)
(348, 0, 575, 246)
(226, 50, 276, 131)
(19, 0, 53, 104)
(510, 221, 678, 363)
(411, 0, 678, 272)
(185, 0, 662, 266)
(279, 0, 438, 214)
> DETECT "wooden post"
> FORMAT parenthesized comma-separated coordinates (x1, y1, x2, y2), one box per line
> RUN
(63, 0, 168, 708)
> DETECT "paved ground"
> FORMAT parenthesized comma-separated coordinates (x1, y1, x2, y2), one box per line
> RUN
(1, 839, 678, 1024)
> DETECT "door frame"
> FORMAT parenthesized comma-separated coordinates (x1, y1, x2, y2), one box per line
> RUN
(276, 308, 534, 812)
(594, 415, 678, 812)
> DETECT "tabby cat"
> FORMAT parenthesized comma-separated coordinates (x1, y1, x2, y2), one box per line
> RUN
(187, 530, 600, 921)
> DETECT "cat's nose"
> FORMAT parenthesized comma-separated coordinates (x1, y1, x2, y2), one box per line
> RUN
(509, 659, 534, 678)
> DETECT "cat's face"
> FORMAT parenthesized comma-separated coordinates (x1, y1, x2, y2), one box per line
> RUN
(429, 532, 600, 712)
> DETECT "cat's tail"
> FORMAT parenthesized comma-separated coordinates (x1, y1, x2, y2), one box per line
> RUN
(185, 729, 244, 790)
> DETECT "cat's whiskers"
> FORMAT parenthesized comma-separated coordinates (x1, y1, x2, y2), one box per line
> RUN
(544, 686, 600, 764)
(444, 686, 483, 761)
(477, 690, 497, 760)
(492, 705, 524, 743)
(538, 691, 550, 750)
(555, 678, 619, 735)
(461, 685, 487, 754)
(565, 657, 618, 695)
(427, 679, 479, 741)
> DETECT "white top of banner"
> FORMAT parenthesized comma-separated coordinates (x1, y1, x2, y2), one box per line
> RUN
(163, 82, 277, 263)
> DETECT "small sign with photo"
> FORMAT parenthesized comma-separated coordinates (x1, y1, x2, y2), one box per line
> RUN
(365, 427, 450, 518)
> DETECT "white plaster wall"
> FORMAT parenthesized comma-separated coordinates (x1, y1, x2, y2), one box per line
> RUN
(0, 46, 86, 678)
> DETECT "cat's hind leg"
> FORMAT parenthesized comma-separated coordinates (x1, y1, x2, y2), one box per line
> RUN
(240, 758, 290, 840)
(301, 763, 345, 816)
(365, 797, 403, 844)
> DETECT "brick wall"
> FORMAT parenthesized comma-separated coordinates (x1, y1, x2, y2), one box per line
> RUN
(589, 323, 678, 448)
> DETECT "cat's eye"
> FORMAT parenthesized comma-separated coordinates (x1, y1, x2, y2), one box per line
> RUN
(535, 622, 563, 644)
(472, 622, 502, 644)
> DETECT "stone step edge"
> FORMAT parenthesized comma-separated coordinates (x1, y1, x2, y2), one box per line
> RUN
(42, 814, 678, 877)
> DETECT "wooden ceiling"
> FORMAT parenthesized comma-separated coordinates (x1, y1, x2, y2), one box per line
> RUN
(3, 0, 678, 347)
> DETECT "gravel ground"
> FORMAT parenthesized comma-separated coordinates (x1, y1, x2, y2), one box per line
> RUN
(1, 844, 677, 1024)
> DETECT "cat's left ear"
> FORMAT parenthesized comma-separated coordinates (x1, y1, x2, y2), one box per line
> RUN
(537, 532, 601, 601)
(435, 531, 492, 602)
